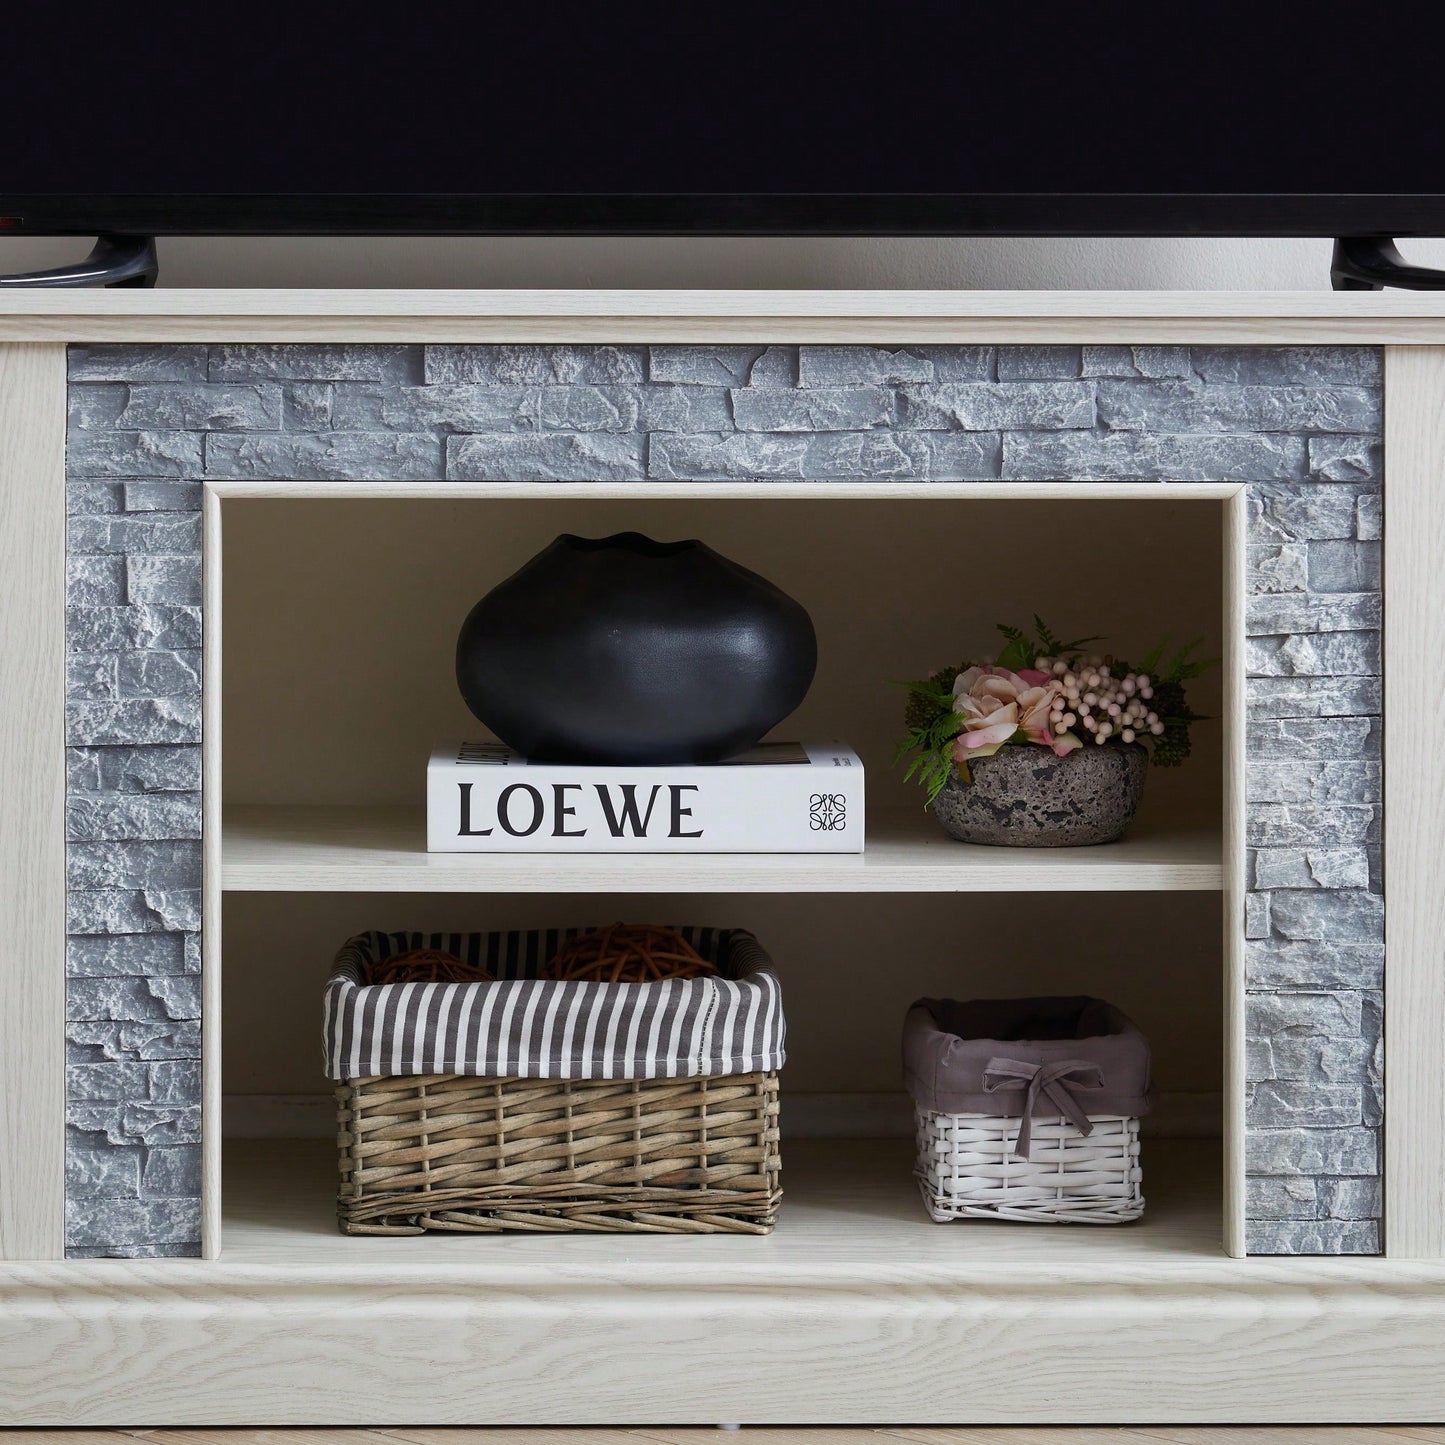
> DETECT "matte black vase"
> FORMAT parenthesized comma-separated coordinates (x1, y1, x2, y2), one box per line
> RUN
(456, 532, 817, 765)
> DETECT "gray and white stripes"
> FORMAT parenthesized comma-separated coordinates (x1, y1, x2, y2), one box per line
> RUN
(324, 927, 786, 1082)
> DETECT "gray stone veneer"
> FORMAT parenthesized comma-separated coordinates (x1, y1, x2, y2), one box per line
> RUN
(66, 344, 203, 1257)
(64, 341, 1383, 1256)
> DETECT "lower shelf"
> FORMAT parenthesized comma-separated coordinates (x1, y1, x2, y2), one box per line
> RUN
(224, 1134, 1224, 1269)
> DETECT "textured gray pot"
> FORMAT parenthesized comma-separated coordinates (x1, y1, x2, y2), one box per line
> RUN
(930, 743, 1149, 847)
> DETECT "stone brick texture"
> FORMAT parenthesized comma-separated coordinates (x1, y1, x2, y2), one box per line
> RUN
(67, 349, 204, 1258)
(65, 341, 1384, 1256)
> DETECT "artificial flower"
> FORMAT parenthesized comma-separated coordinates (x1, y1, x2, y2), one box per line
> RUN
(952, 666, 1081, 759)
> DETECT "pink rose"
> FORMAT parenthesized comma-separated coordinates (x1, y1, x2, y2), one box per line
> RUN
(952, 665, 1081, 761)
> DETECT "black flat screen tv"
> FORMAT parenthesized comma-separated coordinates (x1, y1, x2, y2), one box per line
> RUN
(3, 6, 1444, 238)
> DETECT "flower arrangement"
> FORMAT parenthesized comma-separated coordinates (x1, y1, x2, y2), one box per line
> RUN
(898, 617, 1212, 805)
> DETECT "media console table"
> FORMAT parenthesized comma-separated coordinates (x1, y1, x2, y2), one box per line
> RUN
(1, 289, 1443, 1426)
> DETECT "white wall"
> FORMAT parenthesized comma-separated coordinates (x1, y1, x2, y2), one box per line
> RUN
(6, 233, 1445, 289)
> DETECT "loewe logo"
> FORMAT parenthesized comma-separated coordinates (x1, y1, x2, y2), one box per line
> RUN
(457, 781, 703, 838)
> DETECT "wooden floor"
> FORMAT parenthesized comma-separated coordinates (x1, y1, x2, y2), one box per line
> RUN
(15, 1425, 1445, 1443)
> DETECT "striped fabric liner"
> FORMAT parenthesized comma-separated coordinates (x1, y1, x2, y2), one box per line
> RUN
(323, 926, 785, 1083)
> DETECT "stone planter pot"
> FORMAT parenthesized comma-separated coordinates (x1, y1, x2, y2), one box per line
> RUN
(929, 743, 1149, 847)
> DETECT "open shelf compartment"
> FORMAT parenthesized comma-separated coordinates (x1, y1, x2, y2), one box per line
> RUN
(210, 486, 1232, 1266)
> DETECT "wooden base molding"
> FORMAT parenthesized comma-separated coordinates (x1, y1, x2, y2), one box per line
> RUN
(5, 1271, 1444, 1426)
(3, 1140, 1443, 1426)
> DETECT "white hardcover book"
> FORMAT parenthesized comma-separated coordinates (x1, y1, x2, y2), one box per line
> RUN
(427, 740, 864, 853)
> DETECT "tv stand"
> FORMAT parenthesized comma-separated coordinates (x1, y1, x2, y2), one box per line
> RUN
(0, 290, 1443, 1428)
(1331, 235, 1445, 290)
(0, 233, 158, 288)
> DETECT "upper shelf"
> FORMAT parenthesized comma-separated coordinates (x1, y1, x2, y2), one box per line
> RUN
(221, 804, 1223, 893)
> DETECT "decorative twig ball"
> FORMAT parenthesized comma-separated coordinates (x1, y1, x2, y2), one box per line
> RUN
(543, 923, 718, 983)
(366, 948, 495, 986)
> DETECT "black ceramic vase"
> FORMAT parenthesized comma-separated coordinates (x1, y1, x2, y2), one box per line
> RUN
(456, 532, 818, 765)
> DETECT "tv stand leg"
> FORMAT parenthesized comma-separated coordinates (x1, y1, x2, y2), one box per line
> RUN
(1331, 236, 1445, 291)
(0, 234, 158, 288)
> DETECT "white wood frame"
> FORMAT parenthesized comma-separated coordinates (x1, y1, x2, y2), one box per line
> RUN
(1383, 346, 1445, 1258)
(1222, 488, 1249, 1259)
(6, 286, 1445, 344)
(205, 480, 1244, 502)
(0, 343, 66, 1262)
(0, 293, 1436, 1424)
(201, 486, 223, 1261)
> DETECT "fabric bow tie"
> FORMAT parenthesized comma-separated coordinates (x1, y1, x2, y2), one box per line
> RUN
(982, 1056, 1105, 1161)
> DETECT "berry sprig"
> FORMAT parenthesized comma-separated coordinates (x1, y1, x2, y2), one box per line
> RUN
(1034, 654, 1166, 747)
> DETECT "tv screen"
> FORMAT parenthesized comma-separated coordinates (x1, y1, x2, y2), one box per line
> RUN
(4, 7, 1443, 237)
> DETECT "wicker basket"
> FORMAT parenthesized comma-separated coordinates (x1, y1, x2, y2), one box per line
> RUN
(905, 996, 1151, 1225)
(338, 1071, 781, 1235)
(328, 927, 784, 1235)
(915, 1109, 1142, 1223)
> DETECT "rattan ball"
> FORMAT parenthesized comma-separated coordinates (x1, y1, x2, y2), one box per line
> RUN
(543, 923, 717, 983)
(366, 948, 495, 986)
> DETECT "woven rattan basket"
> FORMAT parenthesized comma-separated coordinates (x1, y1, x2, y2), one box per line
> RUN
(905, 996, 1151, 1225)
(328, 926, 784, 1235)
(338, 1071, 781, 1235)
(915, 1109, 1143, 1223)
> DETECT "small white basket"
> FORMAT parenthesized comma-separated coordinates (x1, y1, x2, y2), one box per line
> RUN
(915, 1108, 1144, 1224)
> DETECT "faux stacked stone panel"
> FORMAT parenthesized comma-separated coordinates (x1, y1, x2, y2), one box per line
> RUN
(1237, 347, 1383, 1254)
(64, 340, 1384, 1256)
(66, 344, 205, 1257)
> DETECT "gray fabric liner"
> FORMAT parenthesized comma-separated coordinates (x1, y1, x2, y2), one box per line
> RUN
(324, 925, 785, 1082)
(904, 995, 1154, 1117)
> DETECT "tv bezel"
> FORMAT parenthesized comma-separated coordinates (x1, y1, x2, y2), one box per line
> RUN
(4, 193, 1445, 237)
